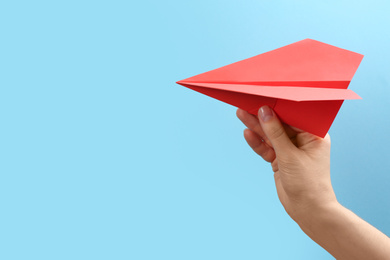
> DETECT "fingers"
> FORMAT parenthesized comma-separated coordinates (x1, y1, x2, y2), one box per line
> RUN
(243, 129, 276, 163)
(237, 107, 300, 161)
(237, 108, 301, 146)
(237, 108, 276, 162)
(258, 106, 297, 155)
(236, 108, 272, 147)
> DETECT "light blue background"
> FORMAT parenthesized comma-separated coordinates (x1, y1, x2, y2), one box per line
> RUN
(0, 1, 389, 259)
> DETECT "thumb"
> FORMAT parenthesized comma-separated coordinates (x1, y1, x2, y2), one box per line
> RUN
(258, 106, 296, 154)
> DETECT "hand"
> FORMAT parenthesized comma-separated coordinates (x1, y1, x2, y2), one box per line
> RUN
(238, 106, 390, 259)
(236, 106, 337, 221)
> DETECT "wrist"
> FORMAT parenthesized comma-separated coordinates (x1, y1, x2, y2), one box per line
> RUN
(294, 200, 342, 236)
(284, 188, 338, 223)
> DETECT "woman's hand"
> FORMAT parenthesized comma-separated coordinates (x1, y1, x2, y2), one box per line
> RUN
(237, 106, 390, 260)
(236, 106, 337, 220)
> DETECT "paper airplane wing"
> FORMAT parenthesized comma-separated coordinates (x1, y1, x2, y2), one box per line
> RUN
(177, 39, 364, 137)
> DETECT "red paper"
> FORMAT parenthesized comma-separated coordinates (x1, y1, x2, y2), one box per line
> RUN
(177, 39, 363, 137)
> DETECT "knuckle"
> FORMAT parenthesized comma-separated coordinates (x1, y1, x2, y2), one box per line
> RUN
(268, 125, 285, 141)
(324, 134, 331, 146)
(272, 161, 279, 172)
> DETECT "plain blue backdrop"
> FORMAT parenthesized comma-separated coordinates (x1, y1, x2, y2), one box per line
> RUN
(0, 0, 389, 259)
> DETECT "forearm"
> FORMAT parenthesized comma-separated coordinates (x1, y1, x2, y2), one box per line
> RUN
(295, 201, 390, 260)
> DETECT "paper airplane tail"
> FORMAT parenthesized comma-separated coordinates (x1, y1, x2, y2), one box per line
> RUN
(273, 99, 343, 138)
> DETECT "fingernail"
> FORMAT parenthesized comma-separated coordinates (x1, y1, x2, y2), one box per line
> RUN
(259, 106, 273, 122)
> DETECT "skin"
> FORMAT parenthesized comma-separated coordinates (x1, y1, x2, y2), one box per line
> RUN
(237, 106, 390, 260)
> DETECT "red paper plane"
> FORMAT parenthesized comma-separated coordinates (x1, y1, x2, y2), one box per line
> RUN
(177, 39, 363, 137)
